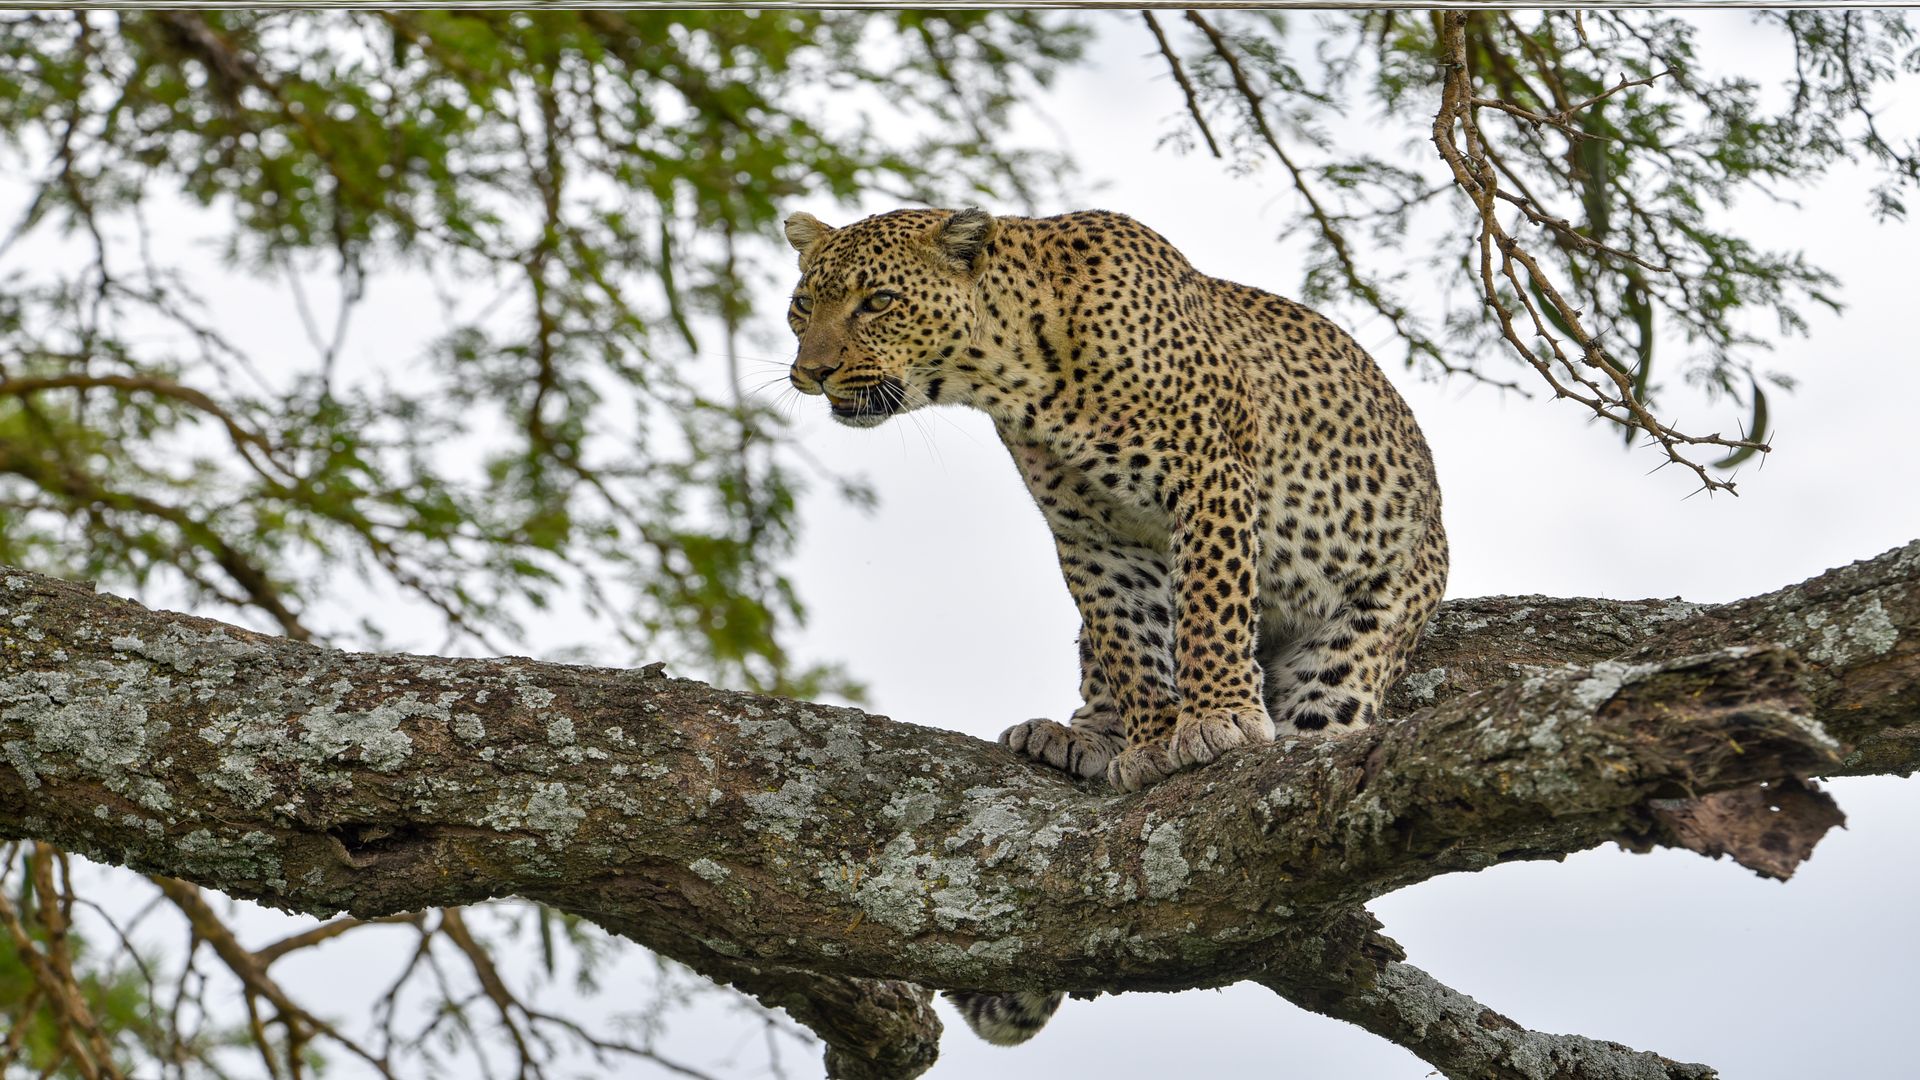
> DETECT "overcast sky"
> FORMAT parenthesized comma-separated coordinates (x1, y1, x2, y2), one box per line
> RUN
(18, 10, 1919, 1080)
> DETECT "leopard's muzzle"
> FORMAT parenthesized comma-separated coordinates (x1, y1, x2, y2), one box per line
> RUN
(826, 376, 906, 428)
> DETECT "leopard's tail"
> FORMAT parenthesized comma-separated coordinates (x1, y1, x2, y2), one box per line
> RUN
(942, 990, 1065, 1046)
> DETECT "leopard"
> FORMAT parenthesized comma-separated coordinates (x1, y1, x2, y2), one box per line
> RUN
(782, 207, 1447, 1046)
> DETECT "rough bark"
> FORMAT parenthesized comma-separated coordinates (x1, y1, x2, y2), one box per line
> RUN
(2, 540, 1915, 1079)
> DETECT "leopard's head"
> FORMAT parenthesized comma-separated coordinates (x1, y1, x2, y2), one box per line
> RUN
(782, 207, 994, 428)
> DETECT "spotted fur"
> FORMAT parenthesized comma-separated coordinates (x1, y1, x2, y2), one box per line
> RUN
(941, 990, 1063, 1046)
(784, 207, 1447, 1039)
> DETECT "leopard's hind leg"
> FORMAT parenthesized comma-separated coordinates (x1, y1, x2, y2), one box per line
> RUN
(1269, 523, 1446, 734)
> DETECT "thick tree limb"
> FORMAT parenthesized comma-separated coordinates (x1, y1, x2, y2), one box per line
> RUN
(1388, 539, 1918, 774)
(2, 540, 1915, 1078)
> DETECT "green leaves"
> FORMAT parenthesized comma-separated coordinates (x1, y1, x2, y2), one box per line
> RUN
(0, 9, 1079, 691)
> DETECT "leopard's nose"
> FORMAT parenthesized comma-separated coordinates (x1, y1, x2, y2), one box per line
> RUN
(792, 358, 842, 387)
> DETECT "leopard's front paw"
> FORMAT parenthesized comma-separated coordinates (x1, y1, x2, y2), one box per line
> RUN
(1000, 718, 1123, 780)
(1167, 703, 1274, 771)
(1106, 743, 1179, 792)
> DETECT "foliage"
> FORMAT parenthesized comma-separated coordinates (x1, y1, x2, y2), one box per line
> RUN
(0, 9, 1081, 691)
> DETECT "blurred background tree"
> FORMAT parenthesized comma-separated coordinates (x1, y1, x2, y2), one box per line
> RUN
(0, 8, 1913, 1078)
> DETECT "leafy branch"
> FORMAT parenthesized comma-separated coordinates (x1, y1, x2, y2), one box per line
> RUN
(1141, 8, 1915, 490)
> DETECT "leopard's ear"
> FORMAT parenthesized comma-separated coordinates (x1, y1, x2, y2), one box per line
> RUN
(933, 207, 995, 275)
(784, 212, 834, 266)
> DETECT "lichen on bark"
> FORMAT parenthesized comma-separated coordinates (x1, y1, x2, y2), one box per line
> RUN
(2, 540, 1917, 1079)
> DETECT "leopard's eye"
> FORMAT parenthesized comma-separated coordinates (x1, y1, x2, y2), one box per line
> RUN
(792, 295, 813, 315)
(861, 292, 896, 314)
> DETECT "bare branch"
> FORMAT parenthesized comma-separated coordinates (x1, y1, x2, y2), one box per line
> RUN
(1142, 12, 1221, 159)
(1265, 961, 1715, 1080)
(253, 910, 421, 968)
(1469, 68, 1670, 136)
(153, 876, 397, 1077)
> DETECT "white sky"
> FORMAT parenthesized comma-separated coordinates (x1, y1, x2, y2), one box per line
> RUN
(12, 11, 1919, 1080)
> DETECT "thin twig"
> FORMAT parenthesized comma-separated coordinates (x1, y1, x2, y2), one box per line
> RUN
(1142, 11, 1221, 159)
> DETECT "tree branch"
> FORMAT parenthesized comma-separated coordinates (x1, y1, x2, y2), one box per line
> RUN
(1264, 960, 1715, 1080)
(2, 539, 1915, 1076)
